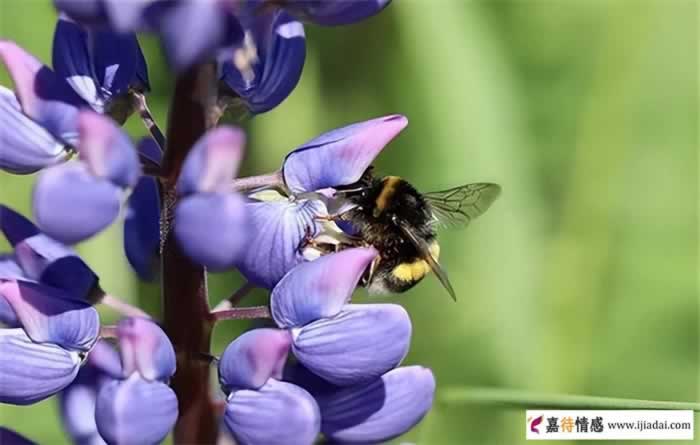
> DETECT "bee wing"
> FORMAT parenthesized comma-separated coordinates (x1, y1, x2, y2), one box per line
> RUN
(424, 183, 502, 228)
(397, 221, 457, 301)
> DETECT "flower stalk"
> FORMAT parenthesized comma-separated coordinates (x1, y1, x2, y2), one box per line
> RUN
(160, 63, 218, 445)
(211, 306, 272, 321)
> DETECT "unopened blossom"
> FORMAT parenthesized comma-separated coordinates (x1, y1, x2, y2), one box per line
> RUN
(95, 317, 178, 445)
(33, 111, 141, 244)
(218, 328, 321, 445)
(174, 126, 250, 270)
(219, 5, 305, 114)
(0, 205, 100, 299)
(235, 114, 408, 289)
(123, 139, 161, 281)
(59, 340, 122, 445)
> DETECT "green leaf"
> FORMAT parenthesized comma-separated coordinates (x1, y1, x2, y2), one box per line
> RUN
(440, 387, 700, 411)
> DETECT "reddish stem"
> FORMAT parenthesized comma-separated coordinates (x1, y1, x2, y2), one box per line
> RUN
(160, 64, 218, 445)
(211, 306, 272, 321)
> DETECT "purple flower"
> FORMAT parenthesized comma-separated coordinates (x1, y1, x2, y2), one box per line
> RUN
(282, 0, 392, 26)
(218, 328, 320, 445)
(0, 277, 101, 405)
(59, 340, 122, 445)
(52, 15, 150, 124)
(270, 248, 412, 386)
(317, 366, 436, 443)
(0, 204, 100, 300)
(0, 280, 100, 351)
(235, 115, 407, 289)
(54, 0, 244, 72)
(33, 111, 141, 244)
(0, 40, 84, 144)
(174, 126, 250, 270)
(0, 87, 71, 174)
(0, 329, 82, 405)
(219, 6, 305, 114)
(94, 317, 178, 444)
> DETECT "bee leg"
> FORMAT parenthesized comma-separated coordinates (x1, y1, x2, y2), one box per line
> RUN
(364, 255, 381, 286)
(296, 225, 316, 252)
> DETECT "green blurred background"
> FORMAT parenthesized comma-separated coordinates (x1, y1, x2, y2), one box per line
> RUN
(1, 0, 698, 443)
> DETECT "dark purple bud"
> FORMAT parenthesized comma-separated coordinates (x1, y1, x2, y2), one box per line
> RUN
(95, 375, 178, 445)
(0, 329, 81, 405)
(220, 9, 305, 114)
(271, 248, 377, 328)
(224, 379, 320, 445)
(283, 114, 407, 193)
(0, 204, 40, 246)
(0, 427, 38, 445)
(117, 317, 175, 381)
(124, 176, 160, 281)
(284, 0, 391, 26)
(318, 366, 436, 443)
(291, 304, 411, 386)
(219, 328, 291, 393)
(0, 87, 70, 174)
(235, 199, 327, 289)
(52, 16, 150, 123)
(0, 280, 100, 351)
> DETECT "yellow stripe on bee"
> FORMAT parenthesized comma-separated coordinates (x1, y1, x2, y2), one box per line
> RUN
(392, 241, 441, 282)
(374, 176, 402, 216)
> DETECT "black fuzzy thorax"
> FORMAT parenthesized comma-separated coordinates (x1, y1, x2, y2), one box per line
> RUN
(340, 176, 436, 264)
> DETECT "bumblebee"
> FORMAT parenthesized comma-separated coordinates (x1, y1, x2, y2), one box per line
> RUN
(332, 170, 501, 300)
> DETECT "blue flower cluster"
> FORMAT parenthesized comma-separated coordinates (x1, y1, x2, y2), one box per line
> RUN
(0, 1, 439, 444)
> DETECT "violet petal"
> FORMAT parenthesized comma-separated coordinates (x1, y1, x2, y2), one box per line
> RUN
(283, 115, 407, 193)
(117, 317, 176, 382)
(291, 304, 411, 386)
(95, 375, 178, 445)
(235, 199, 326, 289)
(33, 163, 123, 244)
(174, 192, 249, 271)
(177, 126, 245, 196)
(0, 280, 100, 351)
(318, 366, 436, 443)
(0, 328, 81, 405)
(218, 328, 291, 393)
(0, 86, 70, 174)
(0, 40, 83, 144)
(271, 248, 377, 328)
(220, 9, 305, 114)
(224, 379, 320, 445)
